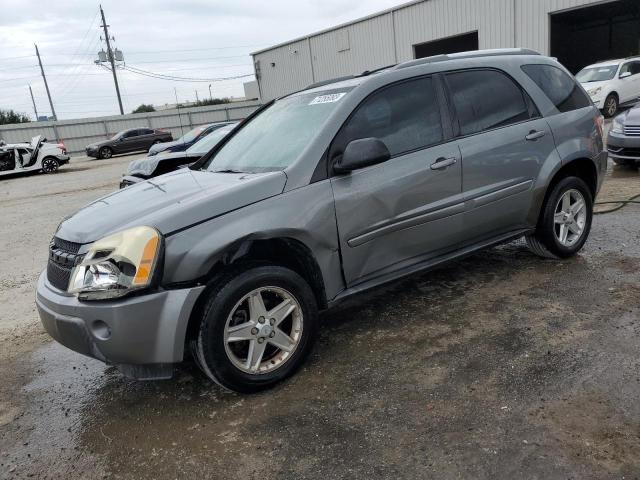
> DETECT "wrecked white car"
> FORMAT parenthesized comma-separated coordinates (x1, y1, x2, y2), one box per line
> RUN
(0, 135, 70, 177)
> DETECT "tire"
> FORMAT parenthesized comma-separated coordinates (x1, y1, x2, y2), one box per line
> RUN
(98, 146, 113, 159)
(603, 94, 618, 118)
(41, 157, 59, 174)
(526, 176, 593, 259)
(193, 265, 318, 393)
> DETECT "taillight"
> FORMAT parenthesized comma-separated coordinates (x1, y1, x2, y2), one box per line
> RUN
(595, 113, 604, 137)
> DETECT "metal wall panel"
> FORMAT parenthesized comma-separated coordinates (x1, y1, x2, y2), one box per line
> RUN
(309, 13, 397, 82)
(0, 101, 261, 155)
(393, 0, 515, 61)
(252, 0, 612, 100)
(254, 39, 314, 102)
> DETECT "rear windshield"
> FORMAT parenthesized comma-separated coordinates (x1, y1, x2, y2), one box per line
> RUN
(200, 88, 353, 173)
(576, 65, 618, 82)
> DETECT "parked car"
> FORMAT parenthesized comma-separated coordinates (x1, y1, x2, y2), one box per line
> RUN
(120, 123, 237, 188)
(85, 128, 172, 159)
(37, 49, 605, 392)
(607, 103, 640, 166)
(0, 135, 69, 177)
(576, 57, 640, 117)
(147, 122, 235, 156)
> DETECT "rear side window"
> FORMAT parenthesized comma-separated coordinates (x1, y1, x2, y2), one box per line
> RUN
(521, 64, 591, 113)
(446, 69, 532, 136)
(139, 128, 154, 135)
(333, 76, 443, 158)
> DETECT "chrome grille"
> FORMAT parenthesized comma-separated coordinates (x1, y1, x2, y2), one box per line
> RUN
(623, 125, 640, 137)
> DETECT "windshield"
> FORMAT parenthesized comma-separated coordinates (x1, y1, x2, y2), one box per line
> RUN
(576, 65, 618, 82)
(178, 126, 209, 144)
(201, 89, 352, 173)
(187, 124, 235, 154)
(111, 131, 125, 140)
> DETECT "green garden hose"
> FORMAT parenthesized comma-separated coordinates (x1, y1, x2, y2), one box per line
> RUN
(594, 193, 640, 214)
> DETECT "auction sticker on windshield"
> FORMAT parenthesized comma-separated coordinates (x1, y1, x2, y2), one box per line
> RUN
(309, 93, 347, 105)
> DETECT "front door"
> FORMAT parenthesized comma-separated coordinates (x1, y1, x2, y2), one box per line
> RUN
(330, 76, 463, 285)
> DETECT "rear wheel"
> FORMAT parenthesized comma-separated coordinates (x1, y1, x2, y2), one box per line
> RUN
(99, 146, 113, 159)
(41, 157, 59, 174)
(192, 265, 318, 393)
(603, 94, 618, 118)
(526, 176, 593, 259)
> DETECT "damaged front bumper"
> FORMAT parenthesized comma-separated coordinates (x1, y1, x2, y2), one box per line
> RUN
(35, 271, 204, 380)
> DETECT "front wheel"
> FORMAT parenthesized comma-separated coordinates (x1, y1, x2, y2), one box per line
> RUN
(41, 157, 59, 174)
(193, 265, 318, 393)
(603, 94, 618, 118)
(526, 176, 593, 259)
(99, 146, 113, 159)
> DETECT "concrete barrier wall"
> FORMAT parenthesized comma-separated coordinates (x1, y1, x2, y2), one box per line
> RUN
(0, 100, 261, 155)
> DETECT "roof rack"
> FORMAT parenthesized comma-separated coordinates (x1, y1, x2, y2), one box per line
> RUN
(304, 64, 396, 91)
(394, 48, 541, 70)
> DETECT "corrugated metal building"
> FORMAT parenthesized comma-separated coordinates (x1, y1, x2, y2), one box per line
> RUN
(251, 0, 640, 101)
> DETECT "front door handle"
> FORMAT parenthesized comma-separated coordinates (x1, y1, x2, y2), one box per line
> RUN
(525, 130, 546, 141)
(430, 157, 457, 170)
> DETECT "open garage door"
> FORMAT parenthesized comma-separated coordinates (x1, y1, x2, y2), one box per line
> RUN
(551, 0, 640, 74)
(414, 31, 479, 59)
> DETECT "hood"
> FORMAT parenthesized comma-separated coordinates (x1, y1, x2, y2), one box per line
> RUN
(127, 151, 192, 176)
(56, 169, 287, 244)
(148, 139, 187, 155)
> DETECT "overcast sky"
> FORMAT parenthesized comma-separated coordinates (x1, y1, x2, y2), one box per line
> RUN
(0, 0, 403, 120)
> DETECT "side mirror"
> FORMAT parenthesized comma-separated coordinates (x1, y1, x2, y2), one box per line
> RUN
(620, 71, 632, 79)
(333, 138, 391, 174)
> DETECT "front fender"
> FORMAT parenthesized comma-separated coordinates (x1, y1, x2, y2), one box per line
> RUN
(162, 180, 345, 301)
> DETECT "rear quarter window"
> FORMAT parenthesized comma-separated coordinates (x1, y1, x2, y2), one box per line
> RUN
(521, 64, 591, 113)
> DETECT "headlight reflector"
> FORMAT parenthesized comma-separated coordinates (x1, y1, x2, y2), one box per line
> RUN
(69, 226, 161, 300)
(587, 87, 602, 97)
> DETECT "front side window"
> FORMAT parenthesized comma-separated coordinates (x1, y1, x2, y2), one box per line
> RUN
(201, 88, 353, 173)
(446, 69, 532, 136)
(332, 76, 443, 158)
(522, 64, 591, 113)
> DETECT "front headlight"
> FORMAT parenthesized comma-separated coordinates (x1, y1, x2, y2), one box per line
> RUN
(611, 116, 624, 134)
(587, 87, 602, 97)
(69, 226, 162, 300)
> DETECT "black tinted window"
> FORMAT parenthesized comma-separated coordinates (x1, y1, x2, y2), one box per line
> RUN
(521, 64, 591, 113)
(140, 128, 154, 135)
(446, 70, 531, 136)
(334, 77, 443, 157)
(123, 130, 138, 138)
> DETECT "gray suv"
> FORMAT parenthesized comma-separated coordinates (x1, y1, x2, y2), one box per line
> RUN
(37, 49, 606, 392)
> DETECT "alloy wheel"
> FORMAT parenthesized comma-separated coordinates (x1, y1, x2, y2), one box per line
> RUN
(41, 158, 58, 173)
(223, 286, 303, 374)
(606, 97, 617, 117)
(554, 189, 587, 247)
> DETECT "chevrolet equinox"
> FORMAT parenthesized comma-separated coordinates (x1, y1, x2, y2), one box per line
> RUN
(37, 49, 606, 392)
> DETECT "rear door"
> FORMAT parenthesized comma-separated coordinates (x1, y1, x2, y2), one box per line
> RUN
(330, 76, 463, 285)
(444, 69, 557, 241)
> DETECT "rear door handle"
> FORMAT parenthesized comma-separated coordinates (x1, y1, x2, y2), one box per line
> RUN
(525, 130, 546, 141)
(430, 157, 457, 170)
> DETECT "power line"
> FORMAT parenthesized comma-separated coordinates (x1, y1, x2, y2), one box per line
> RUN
(122, 64, 254, 82)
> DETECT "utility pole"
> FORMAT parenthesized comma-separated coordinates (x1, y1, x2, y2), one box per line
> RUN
(28, 85, 39, 121)
(195, 90, 199, 103)
(34, 44, 56, 121)
(208, 84, 212, 101)
(100, 4, 124, 115)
